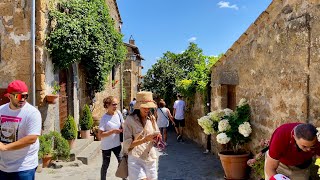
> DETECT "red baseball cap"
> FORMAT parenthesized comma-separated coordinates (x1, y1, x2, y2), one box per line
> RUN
(4, 80, 28, 97)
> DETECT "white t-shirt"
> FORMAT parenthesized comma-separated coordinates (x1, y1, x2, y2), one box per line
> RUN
(99, 110, 123, 150)
(173, 100, 186, 120)
(0, 102, 42, 172)
(156, 108, 170, 128)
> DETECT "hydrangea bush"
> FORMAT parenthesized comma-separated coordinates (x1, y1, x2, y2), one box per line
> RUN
(198, 98, 252, 153)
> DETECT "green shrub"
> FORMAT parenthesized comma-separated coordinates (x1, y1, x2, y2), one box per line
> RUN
(61, 115, 78, 140)
(38, 135, 53, 159)
(80, 104, 93, 130)
(39, 131, 70, 160)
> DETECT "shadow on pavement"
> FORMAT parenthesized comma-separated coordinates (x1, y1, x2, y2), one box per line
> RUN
(157, 130, 225, 180)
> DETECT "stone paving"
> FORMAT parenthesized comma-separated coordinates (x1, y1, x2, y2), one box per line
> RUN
(36, 131, 225, 180)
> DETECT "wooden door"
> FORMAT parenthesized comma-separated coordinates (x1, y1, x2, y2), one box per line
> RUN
(59, 70, 68, 130)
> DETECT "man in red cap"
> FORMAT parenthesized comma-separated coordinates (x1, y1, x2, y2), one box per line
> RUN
(0, 80, 42, 180)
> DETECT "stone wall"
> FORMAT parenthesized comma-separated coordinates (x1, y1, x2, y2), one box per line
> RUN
(210, 0, 320, 153)
(0, 0, 32, 90)
(184, 92, 208, 149)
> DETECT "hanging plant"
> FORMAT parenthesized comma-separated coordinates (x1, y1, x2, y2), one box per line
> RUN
(47, 0, 127, 97)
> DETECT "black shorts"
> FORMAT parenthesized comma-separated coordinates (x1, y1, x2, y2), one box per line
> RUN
(174, 119, 185, 127)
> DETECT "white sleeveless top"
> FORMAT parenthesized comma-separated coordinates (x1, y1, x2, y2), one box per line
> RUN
(156, 108, 170, 128)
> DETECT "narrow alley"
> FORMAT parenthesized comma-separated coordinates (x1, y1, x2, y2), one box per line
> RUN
(36, 130, 224, 180)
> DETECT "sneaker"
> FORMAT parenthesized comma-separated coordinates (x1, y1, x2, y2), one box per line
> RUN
(203, 149, 209, 154)
(164, 142, 168, 146)
(177, 135, 181, 141)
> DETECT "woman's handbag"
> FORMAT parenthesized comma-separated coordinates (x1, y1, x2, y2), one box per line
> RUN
(115, 155, 128, 178)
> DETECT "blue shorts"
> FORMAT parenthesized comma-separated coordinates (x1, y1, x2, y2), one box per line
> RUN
(0, 168, 36, 180)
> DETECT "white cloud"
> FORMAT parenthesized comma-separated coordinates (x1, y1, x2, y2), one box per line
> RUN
(155, 57, 161, 60)
(188, 37, 197, 42)
(217, 1, 239, 10)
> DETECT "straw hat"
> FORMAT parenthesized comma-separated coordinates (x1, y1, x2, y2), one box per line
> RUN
(134, 91, 157, 109)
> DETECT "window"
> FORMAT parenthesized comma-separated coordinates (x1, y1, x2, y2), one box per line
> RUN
(221, 84, 236, 110)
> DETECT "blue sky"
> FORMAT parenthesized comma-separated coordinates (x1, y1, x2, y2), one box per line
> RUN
(117, 0, 272, 74)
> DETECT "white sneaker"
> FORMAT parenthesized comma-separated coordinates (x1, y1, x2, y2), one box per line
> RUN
(203, 149, 209, 154)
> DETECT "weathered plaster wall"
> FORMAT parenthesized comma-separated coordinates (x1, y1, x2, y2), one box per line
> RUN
(210, 0, 320, 153)
(0, 0, 32, 89)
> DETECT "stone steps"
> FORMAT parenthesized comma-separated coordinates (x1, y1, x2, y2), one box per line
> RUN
(70, 136, 93, 156)
(76, 141, 101, 165)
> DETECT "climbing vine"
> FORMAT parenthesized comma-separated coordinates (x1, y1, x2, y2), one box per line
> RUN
(47, 0, 127, 96)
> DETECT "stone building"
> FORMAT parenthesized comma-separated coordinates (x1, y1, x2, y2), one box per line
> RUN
(123, 37, 144, 109)
(0, 0, 124, 133)
(181, 0, 320, 159)
(210, 0, 320, 151)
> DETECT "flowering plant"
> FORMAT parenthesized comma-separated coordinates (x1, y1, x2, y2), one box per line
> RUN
(247, 139, 270, 179)
(198, 98, 252, 153)
(316, 127, 320, 177)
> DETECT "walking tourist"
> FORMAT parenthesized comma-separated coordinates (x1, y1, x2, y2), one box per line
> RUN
(156, 99, 174, 146)
(0, 80, 42, 180)
(173, 93, 186, 142)
(129, 98, 136, 114)
(98, 96, 124, 180)
(123, 91, 161, 180)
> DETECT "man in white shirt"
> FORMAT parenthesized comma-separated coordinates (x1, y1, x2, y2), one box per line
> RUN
(173, 93, 186, 142)
(0, 80, 42, 180)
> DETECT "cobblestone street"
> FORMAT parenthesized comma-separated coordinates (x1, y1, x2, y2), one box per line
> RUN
(36, 131, 224, 180)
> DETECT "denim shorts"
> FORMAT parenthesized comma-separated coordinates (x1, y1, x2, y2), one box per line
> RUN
(0, 168, 37, 180)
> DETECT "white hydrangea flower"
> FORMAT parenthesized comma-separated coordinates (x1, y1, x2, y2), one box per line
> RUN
(223, 108, 233, 116)
(198, 116, 215, 135)
(316, 127, 320, 142)
(218, 119, 231, 132)
(216, 133, 231, 144)
(238, 122, 252, 137)
(238, 98, 248, 107)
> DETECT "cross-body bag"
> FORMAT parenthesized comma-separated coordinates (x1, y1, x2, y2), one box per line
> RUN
(159, 108, 170, 121)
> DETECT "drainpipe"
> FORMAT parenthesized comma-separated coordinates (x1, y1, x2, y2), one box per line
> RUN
(31, 0, 36, 106)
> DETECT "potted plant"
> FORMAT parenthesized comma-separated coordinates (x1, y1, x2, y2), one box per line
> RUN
(46, 81, 60, 104)
(92, 125, 100, 141)
(61, 115, 78, 149)
(198, 98, 252, 179)
(80, 104, 93, 139)
(39, 131, 70, 167)
(38, 135, 53, 168)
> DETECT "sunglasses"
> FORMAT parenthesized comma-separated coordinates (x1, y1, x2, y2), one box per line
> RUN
(11, 94, 28, 100)
(112, 103, 118, 106)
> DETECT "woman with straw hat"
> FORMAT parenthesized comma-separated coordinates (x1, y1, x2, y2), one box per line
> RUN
(123, 91, 161, 180)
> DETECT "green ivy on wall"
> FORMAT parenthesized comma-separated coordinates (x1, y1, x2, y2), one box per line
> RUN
(47, 0, 127, 96)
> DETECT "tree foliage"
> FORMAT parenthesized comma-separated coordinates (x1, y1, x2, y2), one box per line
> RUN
(47, 0, 127, 96)
(143, 42, 222, 103)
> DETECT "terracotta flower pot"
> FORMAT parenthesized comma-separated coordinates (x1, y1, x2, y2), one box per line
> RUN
(218, 151, 250, 180)
(80, 130, 90, 139)
(46, 94, 58, 104)
(42, 154, 52, 168)
(68, 139, 75, 149)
